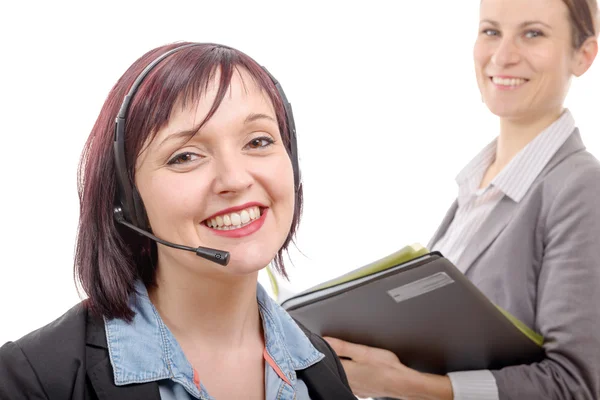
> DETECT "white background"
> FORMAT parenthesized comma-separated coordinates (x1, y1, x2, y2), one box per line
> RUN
(0, 1, 598, 347)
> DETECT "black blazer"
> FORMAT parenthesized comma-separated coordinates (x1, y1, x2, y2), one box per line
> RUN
(0, 303, 356, 400)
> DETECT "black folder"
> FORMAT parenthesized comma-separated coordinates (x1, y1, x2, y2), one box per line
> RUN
(282, 248, 545, 374)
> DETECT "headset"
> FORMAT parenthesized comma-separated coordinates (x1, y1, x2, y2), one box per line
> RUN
(112, 43, 299, 266)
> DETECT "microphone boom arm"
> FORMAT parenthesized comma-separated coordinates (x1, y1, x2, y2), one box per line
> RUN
(114, 207, 230, 266)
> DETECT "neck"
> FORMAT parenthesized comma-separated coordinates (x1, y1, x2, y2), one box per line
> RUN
(148, 254, 262, 350)
(495, 108, 564, 169)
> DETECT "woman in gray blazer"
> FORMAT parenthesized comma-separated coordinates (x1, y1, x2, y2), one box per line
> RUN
(325, 0, 600, 399)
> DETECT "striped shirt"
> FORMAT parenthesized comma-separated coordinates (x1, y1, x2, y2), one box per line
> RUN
(432, 109, 575, 400)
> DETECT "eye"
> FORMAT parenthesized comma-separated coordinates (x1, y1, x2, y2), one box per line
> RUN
(525, 30, 544, 38)
(167, 152, 201, 165)
(245, 136, 275, 150)
(482, 29, 499, 36)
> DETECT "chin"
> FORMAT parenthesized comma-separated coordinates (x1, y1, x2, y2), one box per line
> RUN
(223, 259, 268, 275)
(224, 245, 278, 276)
(484, 99, 529, 120)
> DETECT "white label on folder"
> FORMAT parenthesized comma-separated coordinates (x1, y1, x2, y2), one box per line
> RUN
(387, 272, 454, 303)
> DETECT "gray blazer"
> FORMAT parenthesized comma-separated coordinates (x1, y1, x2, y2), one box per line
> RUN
(428, 129, 600, 400)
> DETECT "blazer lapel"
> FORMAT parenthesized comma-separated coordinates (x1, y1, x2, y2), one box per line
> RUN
(298, 361, 357, 399)
(458, 195, 517, 276)
(427, 200, 458, 250)
(85, 310, 161, 400)
(455, 128, 584, 275)
(430, 128, 585, 276)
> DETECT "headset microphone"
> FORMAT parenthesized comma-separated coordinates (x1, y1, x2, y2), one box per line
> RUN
(114, 207, 230, 266)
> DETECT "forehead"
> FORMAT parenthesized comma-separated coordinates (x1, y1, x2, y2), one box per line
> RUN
(480, 0, 570, 24)
(155, 68, 276, 143)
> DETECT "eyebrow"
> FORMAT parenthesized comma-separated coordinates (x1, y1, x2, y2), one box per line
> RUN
(159, 128, 198, 147)
(244, 113, 277, 124)
(480, 19, 553, 30)
(159, 113, 278, 147)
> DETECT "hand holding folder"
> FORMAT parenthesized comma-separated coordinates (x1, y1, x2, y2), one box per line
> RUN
(281, 244, 544, 375)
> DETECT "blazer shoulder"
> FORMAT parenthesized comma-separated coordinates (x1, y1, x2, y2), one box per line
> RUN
(0, 302, 90, 398)
(293, 319, 351, 388)
(544, 148, 600, 189)
(0, 340, 49, 399)
(14, 302, 88, 354)
(533, 148, 600, 214)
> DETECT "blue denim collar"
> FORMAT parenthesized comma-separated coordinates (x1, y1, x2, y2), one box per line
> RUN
(104, 280, 323, 397)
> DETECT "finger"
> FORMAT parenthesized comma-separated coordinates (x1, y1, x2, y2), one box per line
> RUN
(339, 358, 352, 371)
(324, 337, 373, 361)
(323, 336, 345, 355)
(339, 359, 385, 399)
(338, 360, 366, 396)
(323, 336, 355, 359)
(324, 337, 400, 364)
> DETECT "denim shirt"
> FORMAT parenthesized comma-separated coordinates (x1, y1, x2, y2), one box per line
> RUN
(104, 281, 323, 399)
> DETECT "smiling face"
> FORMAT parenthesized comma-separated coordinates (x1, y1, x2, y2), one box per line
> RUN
(474, 0, 592, 122)
(134, 68, 295, 276)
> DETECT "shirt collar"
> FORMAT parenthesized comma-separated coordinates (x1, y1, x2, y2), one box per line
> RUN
(104, 280, 323, 394)
(257, 281, 324, 375)
(456, 139, 496, 205)
(456, 109, 575, 203)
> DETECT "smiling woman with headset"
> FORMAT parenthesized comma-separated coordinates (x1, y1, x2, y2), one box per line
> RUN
(0, 42, 355, 400)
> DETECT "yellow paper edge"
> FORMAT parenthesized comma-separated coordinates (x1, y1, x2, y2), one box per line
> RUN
(496, 305, 544, 346)
(265, 265, 279, 299)
(310, 243, 429, 292)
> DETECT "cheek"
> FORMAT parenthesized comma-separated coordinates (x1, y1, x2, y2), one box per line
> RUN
(527, 47, 557, 70)
(528, 47, 571, 92)
(264, 155, 295, 211)
(473, 40, 486, 66)
(473, 43, 489, 81)
(139, 174, 206, 227)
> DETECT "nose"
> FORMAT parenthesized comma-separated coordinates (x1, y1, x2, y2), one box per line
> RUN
(491, 37, 521, 67)
(212, 153, 254, 196)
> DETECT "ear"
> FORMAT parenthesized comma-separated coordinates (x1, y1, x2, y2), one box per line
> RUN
(572, 36, 598, 77)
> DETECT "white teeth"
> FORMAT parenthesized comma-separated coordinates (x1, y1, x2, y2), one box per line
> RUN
(205, 206, 262, 230)
(230, 213, 241, 226)
(240, 210, 250, 224)
(492, 77, 526, 87)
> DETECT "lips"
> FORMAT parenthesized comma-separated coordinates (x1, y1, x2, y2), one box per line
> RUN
(204, 206, 268, 239)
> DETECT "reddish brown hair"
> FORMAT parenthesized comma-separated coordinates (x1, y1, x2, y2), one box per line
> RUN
(75, 42, 302, 320)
